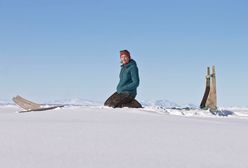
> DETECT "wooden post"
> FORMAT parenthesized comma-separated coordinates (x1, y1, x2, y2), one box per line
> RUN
(200, 67, 211, 109)
(206, 66, 217, 112)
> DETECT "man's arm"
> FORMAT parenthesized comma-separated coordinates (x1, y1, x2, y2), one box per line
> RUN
(121, 66, 140, 91)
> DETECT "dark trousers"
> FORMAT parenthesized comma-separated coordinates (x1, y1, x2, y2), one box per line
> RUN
(104, 92, 134, 108)
(104, 92, 142, 108)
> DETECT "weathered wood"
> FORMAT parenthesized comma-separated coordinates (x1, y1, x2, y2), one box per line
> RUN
(13, 95, 41, 111)
(200, 67, 211, 109)
(12, 95, 64, 112)
(206, 66, 217, 112)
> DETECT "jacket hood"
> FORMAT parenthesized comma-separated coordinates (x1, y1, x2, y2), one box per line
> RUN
(121, 59, 137, 68)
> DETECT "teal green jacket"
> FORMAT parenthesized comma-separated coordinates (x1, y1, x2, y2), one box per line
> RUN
(117, 59, 140, 98)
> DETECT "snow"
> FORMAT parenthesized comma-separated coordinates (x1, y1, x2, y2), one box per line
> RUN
(1, 103, 248, 168)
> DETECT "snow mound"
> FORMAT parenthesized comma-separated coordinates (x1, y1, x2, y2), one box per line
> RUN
(1, 105, 248, 168)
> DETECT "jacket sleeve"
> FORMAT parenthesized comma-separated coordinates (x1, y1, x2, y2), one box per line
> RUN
(121, 66, 140, 91)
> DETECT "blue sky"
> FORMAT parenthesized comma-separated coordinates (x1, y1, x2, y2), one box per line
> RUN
(0, 0, 248, 106)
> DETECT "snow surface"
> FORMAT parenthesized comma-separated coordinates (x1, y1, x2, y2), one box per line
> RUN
(1, 102, 248, 168)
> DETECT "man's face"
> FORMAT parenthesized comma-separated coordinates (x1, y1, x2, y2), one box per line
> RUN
(120, 54, 130, 64)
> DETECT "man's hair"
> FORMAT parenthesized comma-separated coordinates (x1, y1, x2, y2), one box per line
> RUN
(120, 50, 131, 58)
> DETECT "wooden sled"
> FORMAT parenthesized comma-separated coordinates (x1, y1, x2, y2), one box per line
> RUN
(12, 95, 64, 113)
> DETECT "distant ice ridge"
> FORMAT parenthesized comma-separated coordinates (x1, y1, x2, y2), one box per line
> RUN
(48, 98, 103, 106)
(48, 98, 198, 109)
(0, 99, 14, 106)
(141, 99, 198, 109)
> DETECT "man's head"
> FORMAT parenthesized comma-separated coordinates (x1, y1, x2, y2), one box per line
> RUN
(120, 50, 131, 64)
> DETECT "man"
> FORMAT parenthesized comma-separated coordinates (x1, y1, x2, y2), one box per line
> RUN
(104, 50, 142, 108)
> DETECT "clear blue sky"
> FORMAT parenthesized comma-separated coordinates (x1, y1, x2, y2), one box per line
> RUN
(0, 0, 248, 106)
